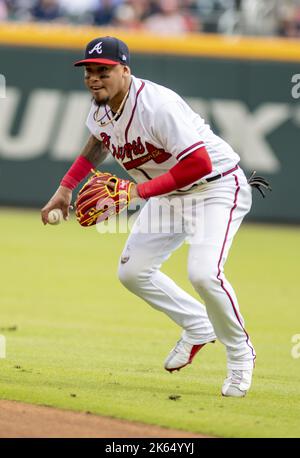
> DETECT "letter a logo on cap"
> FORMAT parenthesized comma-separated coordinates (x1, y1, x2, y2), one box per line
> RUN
(89, 42, 103, 55)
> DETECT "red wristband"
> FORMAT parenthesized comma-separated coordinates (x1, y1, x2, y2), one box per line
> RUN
(61, 156, 94, 190)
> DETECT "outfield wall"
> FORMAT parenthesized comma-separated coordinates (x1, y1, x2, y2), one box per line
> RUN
(0, 23, 299, 222)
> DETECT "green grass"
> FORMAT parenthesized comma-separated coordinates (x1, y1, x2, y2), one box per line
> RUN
(0, 208, 300, 438)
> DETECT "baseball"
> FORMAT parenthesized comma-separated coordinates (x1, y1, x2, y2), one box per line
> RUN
(48, 209, 63, 225)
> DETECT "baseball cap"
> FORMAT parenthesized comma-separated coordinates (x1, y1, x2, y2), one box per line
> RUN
(74, 36, 130, 67)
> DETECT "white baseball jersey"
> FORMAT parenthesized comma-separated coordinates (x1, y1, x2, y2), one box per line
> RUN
(86, 75, 240, 189)
(86, 74, 256, 377)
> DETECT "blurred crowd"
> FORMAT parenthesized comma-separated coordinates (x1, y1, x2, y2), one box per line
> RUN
(0, 0, 300, 37)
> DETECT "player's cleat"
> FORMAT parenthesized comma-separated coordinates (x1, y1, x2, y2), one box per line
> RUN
(164, 338, 212, 372)
(221, 369, 253, 397)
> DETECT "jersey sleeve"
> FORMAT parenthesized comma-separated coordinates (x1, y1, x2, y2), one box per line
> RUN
(152, 100, 205, 161)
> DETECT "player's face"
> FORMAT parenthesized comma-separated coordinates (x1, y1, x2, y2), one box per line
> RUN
(84, 63, 130, 107)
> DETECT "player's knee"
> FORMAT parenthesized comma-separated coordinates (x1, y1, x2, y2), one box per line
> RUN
(118, 264, 149, 292)
(188, 269, 216, 293)
(118, 264, 137, 291)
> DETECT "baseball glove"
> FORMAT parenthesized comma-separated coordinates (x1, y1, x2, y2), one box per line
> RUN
(75, 171, 134, 227)
(248, 171, 272, 198)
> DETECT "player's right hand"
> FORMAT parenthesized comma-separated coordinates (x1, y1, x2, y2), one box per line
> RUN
(41, 186, 73, 225)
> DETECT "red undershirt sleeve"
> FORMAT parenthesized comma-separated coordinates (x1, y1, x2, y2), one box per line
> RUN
(137, 146, 212, 199)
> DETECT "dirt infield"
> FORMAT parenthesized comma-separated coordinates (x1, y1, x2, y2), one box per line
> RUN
(0, 400, 208, 438)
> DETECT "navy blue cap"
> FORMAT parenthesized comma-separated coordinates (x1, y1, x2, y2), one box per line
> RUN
(74, 36, 130, 67)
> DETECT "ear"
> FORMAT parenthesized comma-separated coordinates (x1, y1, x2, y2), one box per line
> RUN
(122, 65, 131, 76)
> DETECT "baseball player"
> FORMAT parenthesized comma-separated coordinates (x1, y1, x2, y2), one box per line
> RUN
(41, 36, 269, 397)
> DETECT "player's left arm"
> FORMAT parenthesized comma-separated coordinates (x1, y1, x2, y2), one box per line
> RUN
(135, 147, 212, 199)
(102, 148, 211, 200)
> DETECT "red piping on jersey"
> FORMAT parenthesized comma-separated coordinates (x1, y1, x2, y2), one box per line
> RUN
(177, 141, 204, 161)
(125, 81, 145, 143)
(216, 174, 256, 367)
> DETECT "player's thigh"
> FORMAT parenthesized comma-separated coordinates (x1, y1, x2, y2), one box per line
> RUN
(187, 177, 251, 281)
(120, 197, 186, 272)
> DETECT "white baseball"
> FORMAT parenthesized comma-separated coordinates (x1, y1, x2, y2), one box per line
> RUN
(48, 209, 63, 225)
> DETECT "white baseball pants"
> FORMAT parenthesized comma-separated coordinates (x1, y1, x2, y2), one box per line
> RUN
(118, 168, 256, 370)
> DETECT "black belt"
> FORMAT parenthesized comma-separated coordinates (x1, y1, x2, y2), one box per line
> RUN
(206, 165, 239, 183)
